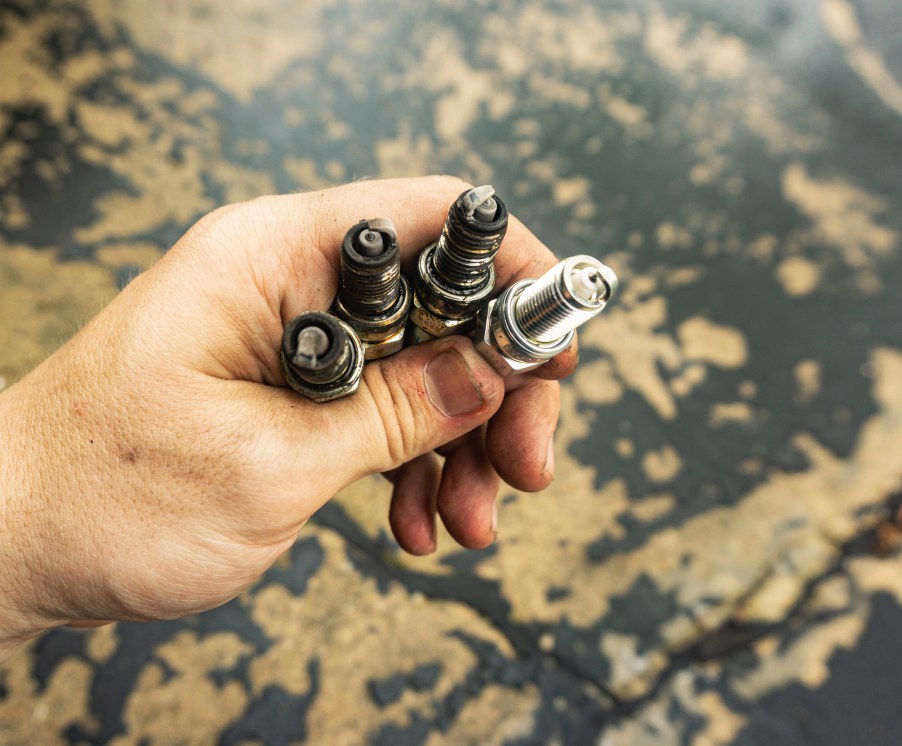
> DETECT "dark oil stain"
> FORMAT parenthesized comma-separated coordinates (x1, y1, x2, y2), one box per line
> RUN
(367, 661, 443, 707)
(734, 593, 902, 746)
(220, 661, 319, 746)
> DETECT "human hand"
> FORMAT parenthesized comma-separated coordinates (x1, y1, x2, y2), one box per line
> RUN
(0, 176, 575, 657)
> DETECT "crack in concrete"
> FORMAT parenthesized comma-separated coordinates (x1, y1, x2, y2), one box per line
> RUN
(314, 486, 902, 730)
(607, 488, 902, 721)
(312, 503, 622, 705)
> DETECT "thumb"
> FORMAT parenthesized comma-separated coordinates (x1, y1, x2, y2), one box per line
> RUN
(326, 336, 505, 481)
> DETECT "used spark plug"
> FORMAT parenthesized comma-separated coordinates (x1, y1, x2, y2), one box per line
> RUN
(409, 185, 509, 341)
(281, 311, 365, 402)
(475, 255, 617, 376)
(332, 218, 411, 360)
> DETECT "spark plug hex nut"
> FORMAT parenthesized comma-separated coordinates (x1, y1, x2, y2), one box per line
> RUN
(333, 218, 411, 360)
(281, 311, 365, 402)
(408, 245, 494, 339)
(475, 255, 617, 377)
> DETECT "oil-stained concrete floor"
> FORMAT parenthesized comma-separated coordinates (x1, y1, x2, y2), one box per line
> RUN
(2, 0, 902, 743)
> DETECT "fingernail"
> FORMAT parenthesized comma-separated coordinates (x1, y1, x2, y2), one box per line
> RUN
(544, 435, 556, 479)
(425, 349, 484, 417)
(491, 499, 499, 538)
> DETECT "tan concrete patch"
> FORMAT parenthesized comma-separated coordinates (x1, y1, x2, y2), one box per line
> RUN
(775, 256, 822, 296)
(602, 669, 746, 746)
(110, 631, 252, 746)
(794, 359, 822, 404)
(782, 163, 898, 266)
(821, 0, 902, 119)
(0, 243, 117, 384)
(424, 684, 542, 746)
(708, 402, 754, 428)
(0, 645, 96, 745)
(642, 445, 683, 483)
(677, 317, 748, 369)
(87, 0, 330, 101)
(247, 529, 519, 745)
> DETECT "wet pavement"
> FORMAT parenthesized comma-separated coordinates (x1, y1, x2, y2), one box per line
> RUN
(2, 0, 902, 743)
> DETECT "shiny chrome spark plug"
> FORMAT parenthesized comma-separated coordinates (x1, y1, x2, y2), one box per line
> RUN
(475, 255, 617, 376)
(409, 185, 509, 341)
(281, 311, 365, 402)
(332, 218, 411, 360)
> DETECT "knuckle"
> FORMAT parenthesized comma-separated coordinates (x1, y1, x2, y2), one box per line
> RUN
(433, 174, 473, 191)
(189, 202, 241, 236)
(433, 174, 473, 188)
(361, 362, 421, 469)
(177, 203, 249, 261)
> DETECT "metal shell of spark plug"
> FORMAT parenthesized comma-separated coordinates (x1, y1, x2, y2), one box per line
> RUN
(475, 255, 617, 376)
(281, 311, 365, 402)
(333, 218, 412, 360)
(410, 185, 509, 340)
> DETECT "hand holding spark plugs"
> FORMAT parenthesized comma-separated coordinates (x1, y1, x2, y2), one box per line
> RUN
(0, 176, 612, 657)
(281, 185, 616, 398)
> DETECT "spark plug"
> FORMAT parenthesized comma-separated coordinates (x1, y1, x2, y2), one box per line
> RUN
(281, 311, 365, 402)
(474, 255, 617, 376)
(332, 218, 411, 360)
(409, 185, 509, 341)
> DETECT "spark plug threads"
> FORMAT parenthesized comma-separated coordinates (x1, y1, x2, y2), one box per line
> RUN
(338, 218, 402, 317)
(430, 184, 508, 290)
(333, 218, 411, 360)
(515, 257, 616, 342)
(410, 185, 509, 339)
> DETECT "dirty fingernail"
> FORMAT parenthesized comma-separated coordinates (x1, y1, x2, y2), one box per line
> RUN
(544, 436, 556, 479)
(425, 350, 484, 417)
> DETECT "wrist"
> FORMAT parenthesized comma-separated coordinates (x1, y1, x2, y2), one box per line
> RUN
(0, 383, 60, 661)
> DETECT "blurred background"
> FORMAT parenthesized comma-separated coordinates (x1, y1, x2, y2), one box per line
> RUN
(2, 0, 901, 743)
